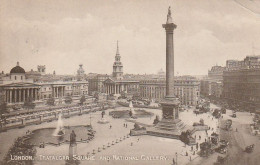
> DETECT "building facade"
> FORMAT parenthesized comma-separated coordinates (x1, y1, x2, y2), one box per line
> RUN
(104, 41, 139, 96)
(208, 65, 226, 81)
(0, 62, 89, 105)
(223, 68, 260, 109)
(140, 76, 200, 105)
(88, 74, 110, 94)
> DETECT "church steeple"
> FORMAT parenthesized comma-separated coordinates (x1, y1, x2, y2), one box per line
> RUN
(116, 40, 119, 55)
(113, 41, 123, 80)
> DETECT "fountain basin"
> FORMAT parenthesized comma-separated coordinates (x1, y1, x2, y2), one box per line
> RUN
(27, 125, 93, 146)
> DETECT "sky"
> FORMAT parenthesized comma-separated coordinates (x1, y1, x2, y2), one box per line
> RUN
(0, 0, 260, 75)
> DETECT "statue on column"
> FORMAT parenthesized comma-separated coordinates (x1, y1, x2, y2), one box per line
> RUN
(168, 6, 171, 16)
(167, 6, 173, 23)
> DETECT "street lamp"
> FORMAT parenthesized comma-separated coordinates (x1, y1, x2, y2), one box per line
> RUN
(175, 152, 178, 165)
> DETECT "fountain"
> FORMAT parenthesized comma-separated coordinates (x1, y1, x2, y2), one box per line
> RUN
(129, 101, 136, 115)
(52, 113, 65, 136)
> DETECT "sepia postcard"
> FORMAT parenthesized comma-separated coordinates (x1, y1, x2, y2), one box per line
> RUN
(0, 0, 260, 165)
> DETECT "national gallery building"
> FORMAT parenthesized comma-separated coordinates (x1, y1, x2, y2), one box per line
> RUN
(0, 62, 88, 105)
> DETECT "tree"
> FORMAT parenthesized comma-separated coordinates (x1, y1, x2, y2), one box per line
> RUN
(65, 96, 72, 104)
(80, 95, 86, 105)
(46, 97, 55, 106)
(23, 97, 36, 109)
(0, 102, 8, 116)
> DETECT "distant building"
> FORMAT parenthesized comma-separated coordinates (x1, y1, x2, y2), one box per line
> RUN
(140, 76, 200, 105)
(112, 41, 123, 80)
(208, 65, 226, 81)
(104, 41, 139, 97)
(226, 56, 260, 71)
(223, 68, 260, 109)
(0, 62, 89, 106)
(88, 74, 110, 94)
(37, 65, 46, 75)
(77, 64, 85, 76)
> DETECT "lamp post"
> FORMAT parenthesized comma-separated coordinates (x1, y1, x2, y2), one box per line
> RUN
(175, 152, 178, 165)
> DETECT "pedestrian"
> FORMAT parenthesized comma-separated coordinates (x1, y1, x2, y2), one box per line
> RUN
(124, 123, 125, 127)
(186, 151, 188, 156)
(110, 125, 112, 129)
(196, 143, 198, 150)
(199, 135, 201, 140)
(172, 158, 176, 165)
(137, 138, 139, 142)
(126, 124, 128, 128)
(191, 146, 193, 151)
(205, 138, 207, 142)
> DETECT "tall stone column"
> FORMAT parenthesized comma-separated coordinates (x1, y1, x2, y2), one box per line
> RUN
(161, 6, 180, 120)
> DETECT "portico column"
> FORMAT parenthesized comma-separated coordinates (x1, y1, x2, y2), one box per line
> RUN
(10, 90, 12, 103)
(34, 88, 37, 100)
(26, 88, 29, 99)
(14, 89, 17, 103)
(55, 87, 57, 97)
(23, 89, 25, 102)
(19, 89, 21, 102)
(5, 90, 8, 103)
(114, 85, 116, 94)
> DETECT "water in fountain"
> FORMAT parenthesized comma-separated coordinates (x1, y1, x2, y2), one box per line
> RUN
(53, 113, 65, 136)
(129, 101, 136, 115)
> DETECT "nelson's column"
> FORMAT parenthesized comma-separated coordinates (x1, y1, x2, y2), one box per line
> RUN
(148, 7, 185, 138)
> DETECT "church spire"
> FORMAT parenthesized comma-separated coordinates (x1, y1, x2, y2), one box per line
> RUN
(116, 40, 119, 55)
